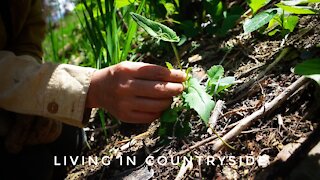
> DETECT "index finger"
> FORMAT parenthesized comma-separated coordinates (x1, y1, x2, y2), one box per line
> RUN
(133, 63, 186, 82)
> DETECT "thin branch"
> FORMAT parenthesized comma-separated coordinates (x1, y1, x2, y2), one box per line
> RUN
(212, 77, 309, 152)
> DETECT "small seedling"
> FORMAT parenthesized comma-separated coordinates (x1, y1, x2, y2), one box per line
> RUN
(131, 13, 236, 148)
(244, 0, 320, 36)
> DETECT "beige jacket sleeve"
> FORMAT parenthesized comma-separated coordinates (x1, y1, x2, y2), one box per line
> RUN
(0, 51, 96, 127)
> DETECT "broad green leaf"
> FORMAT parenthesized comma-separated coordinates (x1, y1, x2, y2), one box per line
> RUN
(276, 3, 317, 14)
(283, 15, 299, 32)
(130, 12, 180, 42)
(178, 35, 187, 46)
(281, 0, 320, 6)
(265, 14, 281, 34)
(246, 0, 272, 14)
(244, 10, 277, 33)
(295, 58, 320, 84)
(207, 65, 224, 80)
(215, 76, 236, 93)
(115, 0, 134, 8)
(295, 58, 320, 75)
(160, 108, 178, 123)
(206, 65, 235, 95)
(183, 78, 215, 124)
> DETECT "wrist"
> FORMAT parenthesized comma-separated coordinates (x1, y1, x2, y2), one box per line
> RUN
(85, 70, 100, 108)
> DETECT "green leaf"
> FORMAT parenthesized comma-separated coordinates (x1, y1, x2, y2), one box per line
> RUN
(161, 2, 177, 16)
(281, 0, 320, 6)
(244, 10, 277, 33)
(207, 66, 235, 95)
(276, 3, 317, 14)
(295, 58, 320, 75)
(246, 0, 272, 14)
(115, 0, 134, 8)
(295, 58, 320, 84)
(215, 76, 236, 93)
(183, 78, 215, 124)
(207, 65, 224, 80)
(264, 14, 281, 35)
(130, 12, 180, 42)
(165, 62, 174, 70)
(268, 29, 280, 36)
(160, 108, 178, 123)
(283, 15, 299, 32)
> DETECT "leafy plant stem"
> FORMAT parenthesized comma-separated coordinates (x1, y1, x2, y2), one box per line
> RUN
(98, 109, 108, 143)
(171, 42, 182, 70)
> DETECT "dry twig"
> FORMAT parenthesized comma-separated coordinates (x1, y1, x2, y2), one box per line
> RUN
(207, 100, 225, 134)
(212, 77, 309, 152)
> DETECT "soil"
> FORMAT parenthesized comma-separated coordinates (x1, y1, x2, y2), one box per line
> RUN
(65, 14, 320, 180)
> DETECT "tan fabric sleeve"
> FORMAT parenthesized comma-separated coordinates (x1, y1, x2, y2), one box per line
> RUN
(0, 51, 96, 127)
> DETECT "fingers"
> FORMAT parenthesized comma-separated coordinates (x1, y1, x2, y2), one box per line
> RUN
(130, 79, 184, 98)
(92, 61, 187, 124)
(118, 61, 186, 82)
(134, 64, 186, 82)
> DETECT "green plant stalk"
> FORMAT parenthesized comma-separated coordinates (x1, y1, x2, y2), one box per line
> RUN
(171, 42, 182, 70)
(99, 109, 108, 143)
(48, 19, 58, 63)
(208, 125, 235, 150)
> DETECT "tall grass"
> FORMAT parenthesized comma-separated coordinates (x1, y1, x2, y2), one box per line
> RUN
(78, 0, 146, 140)
(80, 0, 146, 68)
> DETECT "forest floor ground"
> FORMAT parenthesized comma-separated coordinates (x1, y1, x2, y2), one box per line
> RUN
(66, 14, 320, 180)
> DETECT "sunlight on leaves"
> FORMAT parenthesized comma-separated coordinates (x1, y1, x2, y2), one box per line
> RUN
(276, 3, 317, 14)
(244, 10, 277, 33)
(130, 12, 180, 42)
(247, 0, 272, 14)
(183, 78, 216, 124)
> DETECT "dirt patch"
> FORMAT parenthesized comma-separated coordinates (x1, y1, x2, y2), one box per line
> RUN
(66, 15, 320, 180)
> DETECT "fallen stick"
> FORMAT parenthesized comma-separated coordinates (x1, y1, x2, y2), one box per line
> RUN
(207, 100, 224, 134)
(175, 136, 217, 156)
(212, 76, 309, 152)
(175, 157, 194, 180)
(233, 47, 290, 96)
(175, 77, 309, 156)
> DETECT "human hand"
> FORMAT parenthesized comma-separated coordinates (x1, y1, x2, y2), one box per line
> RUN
(86, 61, 186, 123)
(5, 115, 62, 154)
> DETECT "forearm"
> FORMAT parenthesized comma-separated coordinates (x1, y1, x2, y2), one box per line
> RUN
(0, 51, 96, 127)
